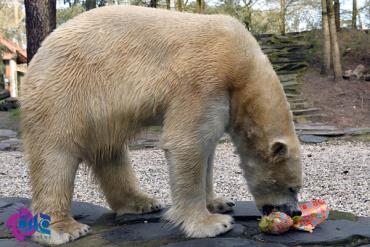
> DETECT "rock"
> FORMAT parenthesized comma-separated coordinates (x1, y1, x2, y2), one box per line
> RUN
(299, 135, 328, 143)
(364, 73, 370, 81)
(101, 222, 183, 242)
(1, 197, 370, 247)
(0, 90, 10, 101)
(0, 138, 22, 151)
(112, 201, 260, 225)
(229, 201, 261, 220)
(0, 239, 41, 247)
(0, 197, 110, 229)
(254, 219, 370, 246)
(161, 238, 287, 247)
(0, 129, 17, 139)
(353, 64, 366, 79)
(113, 208, 165, 225)
(344, 128, 370, 136)
(343, 69, 353, 79)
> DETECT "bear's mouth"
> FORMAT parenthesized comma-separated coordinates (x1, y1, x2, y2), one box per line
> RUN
(261, 204, 302, 217)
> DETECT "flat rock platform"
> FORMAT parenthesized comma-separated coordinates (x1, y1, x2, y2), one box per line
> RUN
(1, 197, 369, 246)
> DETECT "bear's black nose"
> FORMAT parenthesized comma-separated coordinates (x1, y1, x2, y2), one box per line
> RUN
(291, 209, 302, 217)
(261, 204, 301, 217)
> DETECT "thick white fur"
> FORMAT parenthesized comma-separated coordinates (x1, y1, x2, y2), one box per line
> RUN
(21, 5, 302, 245)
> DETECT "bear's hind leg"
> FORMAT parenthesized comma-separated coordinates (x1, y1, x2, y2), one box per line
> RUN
(206, 150, 235, 214)
(92, 148, 162, 215)
(30, 149, 91, 245)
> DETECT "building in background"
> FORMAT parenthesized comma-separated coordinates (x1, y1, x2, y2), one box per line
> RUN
(0, 32, 27, 98)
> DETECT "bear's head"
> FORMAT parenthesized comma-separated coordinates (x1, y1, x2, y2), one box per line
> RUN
(230, 56, 302, 217)
(231, 127, 302, 217)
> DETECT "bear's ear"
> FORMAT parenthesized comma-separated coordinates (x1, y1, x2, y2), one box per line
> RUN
(270, 141, 288, 163)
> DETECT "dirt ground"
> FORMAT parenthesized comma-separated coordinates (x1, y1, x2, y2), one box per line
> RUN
(301, 68, 370, 128)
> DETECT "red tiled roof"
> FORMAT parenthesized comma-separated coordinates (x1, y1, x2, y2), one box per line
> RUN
(0, 32, 27, 64)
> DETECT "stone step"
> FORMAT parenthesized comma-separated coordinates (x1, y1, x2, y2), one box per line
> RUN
(292, 108, 320, 115)
(281, 80, 299, 87)
(294, 113, 327, 123)
(278, 74, 298, 82)
(273, 63, 308, 72)
(295, 123, 338, 131)
(296, 129, 347, 136)
(285, 93, 300, 98)
(288, 98, 307, 103)
(289, 102, 312, 110)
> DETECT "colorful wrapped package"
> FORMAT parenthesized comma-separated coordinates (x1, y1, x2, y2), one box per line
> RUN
(293, 199, 329, 233)
(259, 212, 293, 234)
(259, 199, 329, 234)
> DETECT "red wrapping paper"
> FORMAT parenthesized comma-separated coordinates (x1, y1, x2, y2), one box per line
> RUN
(259, 199, 329, 234)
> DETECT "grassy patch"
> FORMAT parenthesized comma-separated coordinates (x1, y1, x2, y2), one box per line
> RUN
(329, 210, 358, 221)
(148, 126, 162, 133)
(9, 108, 20, 119)
(351, 134, 370, 143)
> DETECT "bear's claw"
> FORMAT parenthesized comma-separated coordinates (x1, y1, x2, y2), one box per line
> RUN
(207, 197, 235, 213)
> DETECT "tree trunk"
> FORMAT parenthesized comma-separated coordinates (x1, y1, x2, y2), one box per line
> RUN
(25, 0, 56, 63)
(196, 0, 204, 13)
(176, 0, 184, 11)
(358, 11, 363, 29)
(86, 0, 97, 10)
(166, 0, 170, 9)
(279, 0, 286, 35)
(169, 0, 176, 10)
(352, 0, 357, 30)
(327, 0, 343, 81)
(334, 0, 340, 31)
(149, 0, 157, 8)
(321, 0, 331, 75)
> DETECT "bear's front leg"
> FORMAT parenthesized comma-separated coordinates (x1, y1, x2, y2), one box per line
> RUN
(161, 97, 233, 238)
(206, 150, 235, 213)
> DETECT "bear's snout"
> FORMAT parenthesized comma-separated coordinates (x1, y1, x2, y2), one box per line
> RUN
(261, 204, 301, 217)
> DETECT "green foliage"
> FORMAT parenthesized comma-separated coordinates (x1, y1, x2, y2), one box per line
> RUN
(302, 29, 322, 65)
(250, 9, 280, 34)
(10, 108, 21, 119)
(339, 29, 370, 67)
(301, 29, 370, 68)
(57, 4, 85, 25)
(0, 0, 26, 47)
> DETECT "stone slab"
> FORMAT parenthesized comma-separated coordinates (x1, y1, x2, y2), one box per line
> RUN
(111, 201, 260, 226)
(161, 238, 288, 247)
(254, 219, 370, 245)
(0, 138, 21, 151)
(0, 239, 41, 247)
(297, 130, 346, 136)
(0, 197, 110, 227)
(299, 134, 328, 143)
(345, 128, 370, 135)
(1, 197, 370, 247)
(101, 222, 184, 242)
(0, 129, 17, 139)
(229, 201, 261, 220)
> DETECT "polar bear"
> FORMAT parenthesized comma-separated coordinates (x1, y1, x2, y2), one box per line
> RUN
(21, 5, 302, 245)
